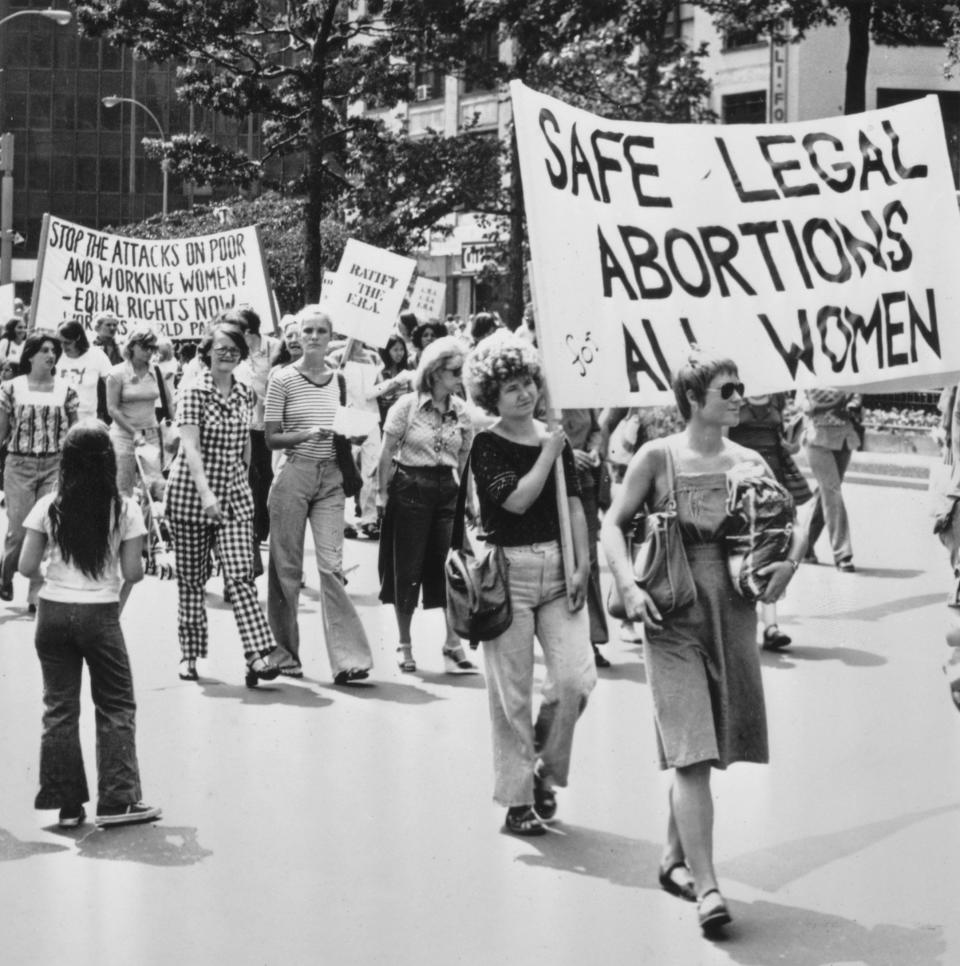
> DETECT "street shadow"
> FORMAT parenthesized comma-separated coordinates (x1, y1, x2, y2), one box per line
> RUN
(417, 669, 488, 690)
(75, 824, 212, 867)
(719, 802, 960, 893)
(601, 658, 647, 685)
(514, 823, 945, 965)
(348, 592, 383, 608)
(196, 678, 335, 708)
(850, 567, 925, 580)
(0, 828, 70, 861)
(715, 898, 944, 965)
(314, 678, 444, 705)
(825, 593, 945, 622)
(761, 645, 886, 667)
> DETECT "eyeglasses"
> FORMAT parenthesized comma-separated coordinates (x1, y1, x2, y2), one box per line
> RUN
(213, 346, 241, 359)
(708, 381, 745, 400)
(445, 366, 463, 377)
(137, 342, 158, 353)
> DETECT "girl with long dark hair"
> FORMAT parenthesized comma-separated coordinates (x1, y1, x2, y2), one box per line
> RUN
(19, 420, 161, 828)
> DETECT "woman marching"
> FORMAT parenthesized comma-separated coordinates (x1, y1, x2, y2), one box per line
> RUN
(264, 306, 373, 684)
(601, 352, 802, 936)
(464, 332, 596, 836)
(0, 332, 79, 608)
(164, 320, 281, 687)
(377, 336, 476, 674)
(19, 420, 161, 828)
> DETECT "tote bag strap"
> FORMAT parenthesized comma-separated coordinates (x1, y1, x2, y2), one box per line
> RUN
(659, 438, 678, 513)
(450, 445, 474, 551)
(154, 365, 172, 422)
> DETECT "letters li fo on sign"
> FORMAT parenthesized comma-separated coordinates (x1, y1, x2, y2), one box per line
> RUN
(511, 80, 960, 409)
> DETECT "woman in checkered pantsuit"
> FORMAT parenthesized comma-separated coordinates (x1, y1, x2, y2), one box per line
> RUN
(164, 321, 281, 688)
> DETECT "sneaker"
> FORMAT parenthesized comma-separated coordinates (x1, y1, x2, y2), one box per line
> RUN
(58, 805, 86, 828)
(95, 802, 162, 827)
(359, 523, 380, 540)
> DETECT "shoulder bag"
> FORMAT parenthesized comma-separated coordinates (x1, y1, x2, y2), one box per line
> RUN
(606, 442, 697, 620)
(444, 448, 512, 649)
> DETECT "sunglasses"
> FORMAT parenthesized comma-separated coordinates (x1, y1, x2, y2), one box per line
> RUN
(708, 381, 745, 400)
(213, 346, 241, 358)
(445, 366, 463, 377)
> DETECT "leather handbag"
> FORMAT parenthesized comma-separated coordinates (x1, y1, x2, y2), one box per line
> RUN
(606, 443, 696, 620)
(334, 372, 362, 498)
(444, 452, 512, 649)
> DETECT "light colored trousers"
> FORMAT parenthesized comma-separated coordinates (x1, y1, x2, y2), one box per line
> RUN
(267, 456, 372, 674)
(355, 425, 381, 527)
(481, 541, 596, 807)
(803, 442, 853, 563)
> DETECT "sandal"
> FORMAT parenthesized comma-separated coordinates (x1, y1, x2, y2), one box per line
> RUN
(761, 626, 792, 651)
(245, 656, 281, 689)
(397, 645, 416, 673)
(277, 663, 304, 679)
(697, 889, 732, 935)
(334, 667, 370, 686)
(658, 860, 696, 902)
(533, 771, 557, 822)
(178, 658, 198, 682)
(504, 805, 547, 837)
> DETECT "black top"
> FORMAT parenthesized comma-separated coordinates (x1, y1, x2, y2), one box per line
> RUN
(470, 429, 580, 546)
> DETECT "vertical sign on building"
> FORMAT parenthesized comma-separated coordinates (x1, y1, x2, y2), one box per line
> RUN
(769, 38, 788, 123)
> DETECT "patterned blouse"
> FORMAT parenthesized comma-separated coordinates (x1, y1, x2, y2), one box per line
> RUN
(382, 391, 473, 469)
(164, 369, 254, 525)
(0, 376, 78, 455)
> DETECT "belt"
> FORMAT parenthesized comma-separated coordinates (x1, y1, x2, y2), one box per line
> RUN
(396, 463, 453, 477)
(286, 452, 333, 465)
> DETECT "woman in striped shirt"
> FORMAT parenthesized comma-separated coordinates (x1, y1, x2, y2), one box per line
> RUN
(264, 306, 373, 684)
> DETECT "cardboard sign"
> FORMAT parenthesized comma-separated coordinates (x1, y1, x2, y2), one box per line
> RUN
(0, 283, 15, 324)
(319, 270, 338, 305)
(31, 215, 277, 340)
(322, 239, 416, 348)
(511, 81, 960, 407)
(409, 276, 446, 320)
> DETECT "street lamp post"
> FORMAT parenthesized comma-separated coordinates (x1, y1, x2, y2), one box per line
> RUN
(0, 8, 72, 285)
(102, 95, 169, 219)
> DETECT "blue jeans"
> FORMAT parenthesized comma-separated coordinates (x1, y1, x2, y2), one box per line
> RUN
(34, 600, 142, 810)
(481, 541, 596, 806)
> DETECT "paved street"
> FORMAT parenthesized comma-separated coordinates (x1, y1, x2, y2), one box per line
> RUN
(1, 474, 959, 966)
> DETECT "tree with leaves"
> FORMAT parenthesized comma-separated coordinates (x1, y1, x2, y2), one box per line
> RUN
(417, 1, 715, 326)
(75, 0, 502, 302)
(695, 0, 955, 115)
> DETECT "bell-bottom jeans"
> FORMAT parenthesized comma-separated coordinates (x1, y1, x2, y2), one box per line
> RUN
(481, 540, 596, 807)
(267, 456, 372, 674)
(34, 600, 142, 810)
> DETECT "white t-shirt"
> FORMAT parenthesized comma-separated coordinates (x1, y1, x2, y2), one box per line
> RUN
(57, 346, 112, 421)
(24, 494, 147, 603)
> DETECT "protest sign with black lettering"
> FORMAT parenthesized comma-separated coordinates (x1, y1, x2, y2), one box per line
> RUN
(511, 81, 960, 408)
(322, 239, 416, 347)
(409, 276, 446, 320)
(319, 269, 338, 305)
(31, 215, 276, 339)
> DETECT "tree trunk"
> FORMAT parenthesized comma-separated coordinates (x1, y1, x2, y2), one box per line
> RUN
(506, 127, 525, 330)
(844, 1, 872, 115)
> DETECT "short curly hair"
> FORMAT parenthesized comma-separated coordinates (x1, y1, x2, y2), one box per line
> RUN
(465, 330, 543, 415)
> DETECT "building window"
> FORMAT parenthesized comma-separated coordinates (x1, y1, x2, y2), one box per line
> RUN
(412, 67, 444, 102)
(722, 90, 767, 124)
(724, 26, 763, 50)
(877, 88, 960, 187)
(464, 28, 498, 94)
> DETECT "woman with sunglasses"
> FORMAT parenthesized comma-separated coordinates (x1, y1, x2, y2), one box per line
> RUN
(377, 335, 477, 674)
(165, 321, 281, 687)
(601, 353, 803, 938)
(105, 324, 162, 496)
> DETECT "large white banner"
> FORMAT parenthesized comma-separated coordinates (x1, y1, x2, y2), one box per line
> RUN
(322, 239, 416, 348)
(511, 81, 960, 407)
(31, 215, 276, 339)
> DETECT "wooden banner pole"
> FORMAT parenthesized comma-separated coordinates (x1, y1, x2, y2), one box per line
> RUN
(527, 261, 577, 609)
